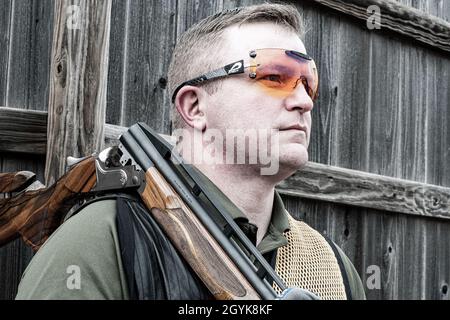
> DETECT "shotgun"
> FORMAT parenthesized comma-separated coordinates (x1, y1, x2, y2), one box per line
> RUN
(0, 123, 287, 299)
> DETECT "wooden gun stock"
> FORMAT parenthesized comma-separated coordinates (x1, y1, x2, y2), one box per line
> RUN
(141, 166, 260, 300)
(0, 157, 97, 251)
(0, 171, 36, 193)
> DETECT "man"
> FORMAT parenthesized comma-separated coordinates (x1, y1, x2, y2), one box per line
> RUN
(16, 3, 365, 300)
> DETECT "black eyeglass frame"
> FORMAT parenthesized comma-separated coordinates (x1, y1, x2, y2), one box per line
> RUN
(171, 49, 314, 103)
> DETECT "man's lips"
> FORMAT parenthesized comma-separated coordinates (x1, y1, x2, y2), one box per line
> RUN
(279, 124, 307, 132)
(279, 124, 308, 143)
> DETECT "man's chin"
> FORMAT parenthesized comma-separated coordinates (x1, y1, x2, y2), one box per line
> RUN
(279, 145, 309, 170)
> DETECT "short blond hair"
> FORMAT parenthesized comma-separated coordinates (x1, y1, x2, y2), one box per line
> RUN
(168, 3, 305, 130)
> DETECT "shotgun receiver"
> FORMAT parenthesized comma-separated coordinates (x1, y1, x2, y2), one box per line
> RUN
(0, 122, 287, 299)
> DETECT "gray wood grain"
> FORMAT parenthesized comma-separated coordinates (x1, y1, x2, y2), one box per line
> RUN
(45, 0, 111, 185)
(0, 107, 47, 155)
(0, 0, 12, 106)
(4, 0, 53, 110)
(176, 0, 224, 37)
(395, 0, 450, 23)
(0, 106, 175, 152)
(105, 0, 129, 126)
(277, 161, 450, 219)
(303, 0, 450, 53)
(427, 55, 450, 188)
(113, 0, 177, 134)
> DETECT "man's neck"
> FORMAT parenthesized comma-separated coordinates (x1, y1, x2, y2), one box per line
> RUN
(195, 163, 276, 245)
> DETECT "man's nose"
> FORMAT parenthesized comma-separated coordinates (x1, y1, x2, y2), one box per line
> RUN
(284, 83, 314, 113)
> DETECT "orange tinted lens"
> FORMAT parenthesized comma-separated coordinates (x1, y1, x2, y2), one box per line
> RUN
(250, 49, 318, 100)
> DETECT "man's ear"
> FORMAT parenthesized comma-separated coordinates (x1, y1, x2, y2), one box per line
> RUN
(174, 86, 207, 131)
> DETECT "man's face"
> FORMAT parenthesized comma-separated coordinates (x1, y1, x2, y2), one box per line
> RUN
(203, 22, 315, 178)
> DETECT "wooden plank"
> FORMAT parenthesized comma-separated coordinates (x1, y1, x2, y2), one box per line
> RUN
(427, 56, 450, 188)
(391, 0, 450, 25)
(355, 29, 407, 293)
(397, 215, 430, 299)
(435, 221, 450, 300)
(0, 107, 47, 155)
(106, 0, 133, 125)
(105, 0, 130, 126)
(303, 0, 450, 54)
(356, 33, 406, 300)
(363, 32, 405, 177)
(3, 0, 32, 108)
(0, 0, 12, 106)
(399, 45, 428, 183)
(0, 107, 125, 154)
(45, 0, 112, 185)
(176, 0, 223, 31)
(276, 161, 450, 219)
(115, 0, 177, 133)
(4, 0, 54, 110)
(295, 2, 374, 169)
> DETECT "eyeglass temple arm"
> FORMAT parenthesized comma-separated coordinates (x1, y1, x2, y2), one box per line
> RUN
(171, 60, 245, 103)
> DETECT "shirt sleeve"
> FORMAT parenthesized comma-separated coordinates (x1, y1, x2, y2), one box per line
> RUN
(15, 199, 129, 300)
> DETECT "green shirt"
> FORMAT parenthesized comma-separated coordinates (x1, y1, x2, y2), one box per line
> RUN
(16, 199, 130, 299)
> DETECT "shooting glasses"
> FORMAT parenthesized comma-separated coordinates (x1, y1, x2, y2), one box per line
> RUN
(171, 48, 319, 103)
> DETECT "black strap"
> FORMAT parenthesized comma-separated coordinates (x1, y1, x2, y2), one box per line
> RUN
(323, 236, 353, 300)
(116, 197, 138, 299)
(63, 192, 139, 222)
(115, 196, 213, 300)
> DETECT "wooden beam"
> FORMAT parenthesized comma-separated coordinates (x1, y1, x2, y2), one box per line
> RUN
(45, 0, 112, 185)
(0, 107, 47, 155)
(2, 107, 450, 219)
(0, 107, 172, 153)
(276, 162, 450, 220)
(303, 0, 450, 54)
(0, 107, 122, 154)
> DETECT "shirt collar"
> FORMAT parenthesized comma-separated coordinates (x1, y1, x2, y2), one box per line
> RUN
(255, 191, 290, 254)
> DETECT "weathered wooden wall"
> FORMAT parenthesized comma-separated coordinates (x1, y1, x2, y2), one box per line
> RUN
(0, 0, 449, 299)
(297, 0, 450, 300)
(0, 0, 54, 300)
